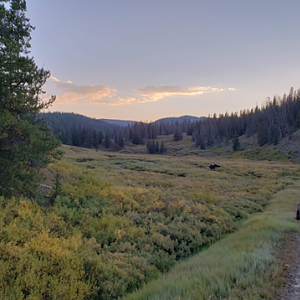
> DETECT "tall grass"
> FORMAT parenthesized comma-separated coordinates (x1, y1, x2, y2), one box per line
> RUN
(124, 184, 300, 300)
(43, 145, 300, 299)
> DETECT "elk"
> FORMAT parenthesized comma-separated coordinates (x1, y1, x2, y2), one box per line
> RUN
(209, 164, 221, 170)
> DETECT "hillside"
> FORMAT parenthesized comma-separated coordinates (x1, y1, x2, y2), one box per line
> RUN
(42, 113, 204, 129)
(40, 112, 114, 132)
(222, 129, 300, 163)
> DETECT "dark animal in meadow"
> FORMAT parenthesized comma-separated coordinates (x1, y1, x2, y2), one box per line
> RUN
(209, 164, 220, 170)
(296, 203, 300, 220)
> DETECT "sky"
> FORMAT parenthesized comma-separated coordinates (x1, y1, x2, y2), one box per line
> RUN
(26, 0, 300, 121)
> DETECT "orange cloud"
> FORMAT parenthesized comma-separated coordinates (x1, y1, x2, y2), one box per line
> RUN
(50, 76, 61, 82)
(113, 97, 137, 105)
(135, 85, 223, 102)
(47, 77, 226, 106)
(228, 88, 236, 91)
(50, 77, 116, 105)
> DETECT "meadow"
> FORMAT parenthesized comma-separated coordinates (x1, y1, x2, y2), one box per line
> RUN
(1, 142, 300, 299)
(124, 184, 300, 300)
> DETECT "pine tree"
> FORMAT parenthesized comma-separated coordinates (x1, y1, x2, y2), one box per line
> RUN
(105, 134, 111, 149)
(232, 137, 240, 151)
(147, 140, 157, 154)
(93, 130, 99, 151)
(257, 122, 267, 146)
(147, 140, 153, 154)
(173, 127, 183, 141)
(53, 173, 62, 199)
(146, 140, 151, 153)
(118, 135, 124, 148)
(71, 125, 80, 146)
(159, 141, 165, 154)
(98, 130, 103, 145)
(0, 0, 60, 198)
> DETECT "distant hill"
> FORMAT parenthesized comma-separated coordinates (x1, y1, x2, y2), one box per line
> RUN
(155, 115, 206, 124)
(39, 112, 207, 149)
(39, 113, 205, 135)
(99, 116, 205, 126)
(101, 115, 206, 127)
(99, 119, 136, 127)
(40, 112, 114, 132)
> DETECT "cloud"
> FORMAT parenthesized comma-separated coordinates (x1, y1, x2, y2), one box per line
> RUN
(49, 77, 117, 105)
(47, 77, 226, 106)
(228, 88, 236, 91)
(50, 76, 61, 82)
(114, 97, 137, 105)
(135, 85, 223, 102)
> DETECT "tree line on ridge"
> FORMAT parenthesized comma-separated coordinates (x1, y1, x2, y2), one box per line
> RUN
(42, 87, 300, 152)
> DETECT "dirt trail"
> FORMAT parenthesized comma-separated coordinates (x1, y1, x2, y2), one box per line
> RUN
(279, 235, 300, 300)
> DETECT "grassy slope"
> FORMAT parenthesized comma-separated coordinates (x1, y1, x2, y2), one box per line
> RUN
(122, 133, 295, 163)
(124, 184, 300, 300)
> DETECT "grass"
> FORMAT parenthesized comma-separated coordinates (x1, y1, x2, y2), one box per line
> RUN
(124, 184, 300, 300)
(122, 133, 294, 163)
(47, 145, 300, 232)
(40, 144, 300, 299)
(230, 147, 290, 162)
(49, 145, 299, 208)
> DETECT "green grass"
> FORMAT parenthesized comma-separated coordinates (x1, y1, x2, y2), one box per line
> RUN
(37, 145, 300, 299)
(124, 184, 300, 300)
(230, 147, 290, 162)
(2, 136, 300, 300)
(122, 134, 293, 163)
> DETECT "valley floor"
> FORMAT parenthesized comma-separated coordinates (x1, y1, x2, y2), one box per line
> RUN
(2, 144, 299, 299)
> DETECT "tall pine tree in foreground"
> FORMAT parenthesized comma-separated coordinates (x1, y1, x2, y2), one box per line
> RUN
(0, 0, 60, 198)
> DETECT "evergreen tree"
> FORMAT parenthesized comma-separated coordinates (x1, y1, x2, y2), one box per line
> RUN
(53, 173, 62, 199)
(114, 135, 118, 146)
(0, 0, 60, 197)
(93, 130, 99, 151)
(118, 134, 124, 148)
(71, 125, 80, 146)
(147, 140, 156, 154)
(257, 122, 267, 146)
(132, 132, 142, 145)
(98, 130, 103, 145)
(159, 141, 166, 154)
(146, 140, 151, 153)
(272, 127, 280, 145)
(232, 137, 241, 151)
(105, 134, 111, 149)
(146, 140, 153, 154)
(187, 122, 194, 135)
(173, 127, 183, 141)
